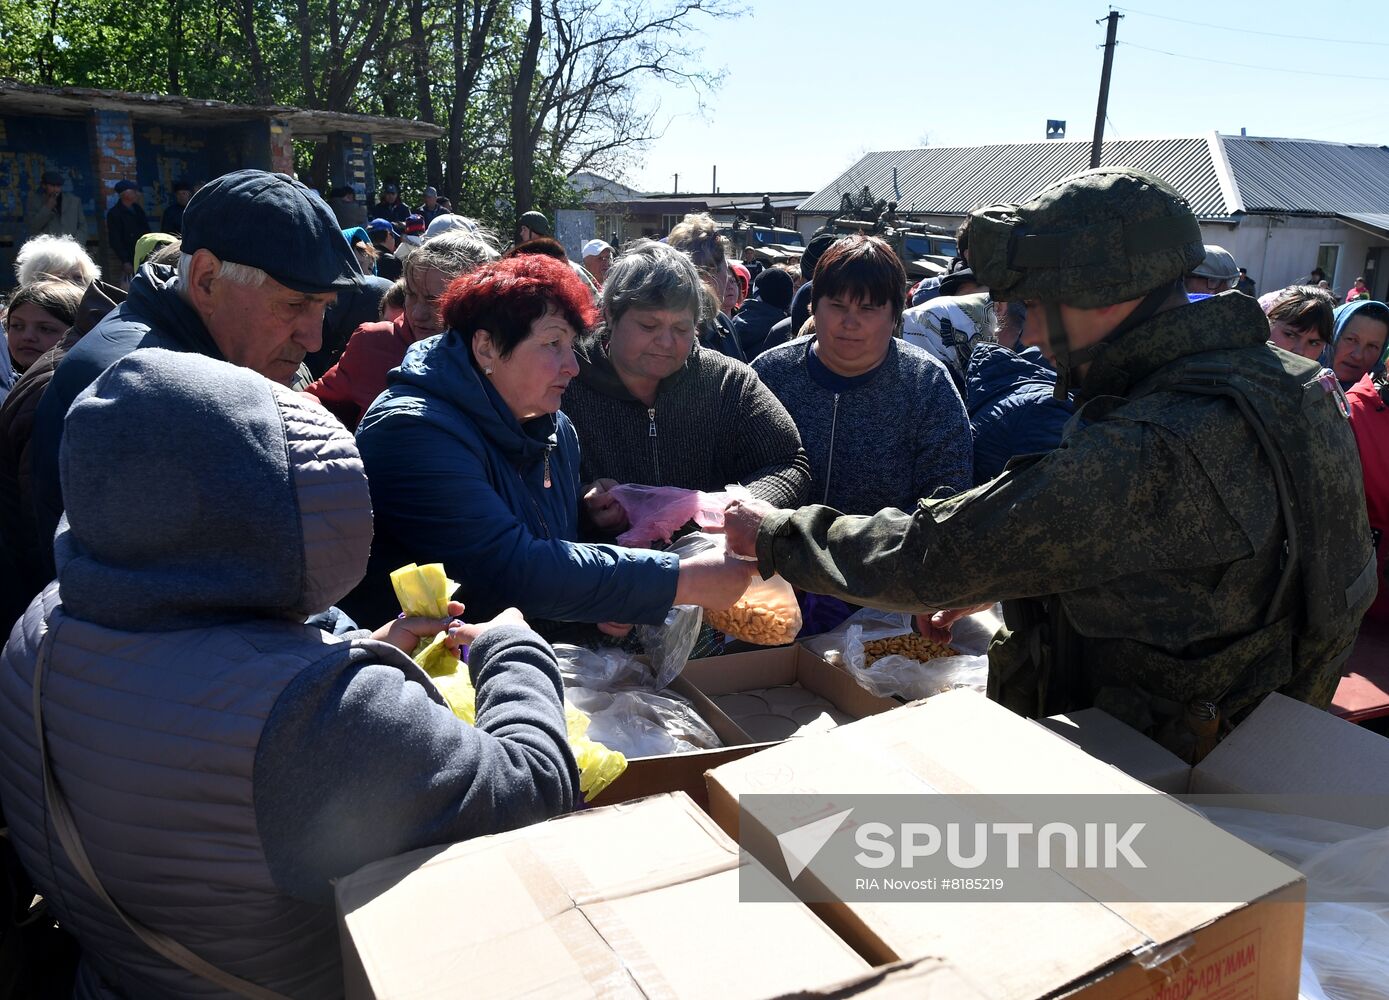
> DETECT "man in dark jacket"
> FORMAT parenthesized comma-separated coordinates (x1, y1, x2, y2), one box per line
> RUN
(366, 219, 404, 282)
(104, 179, 150, 283)
(726, 167, 1374, 761)
(160, 178, 194, 235)
(371, 182, 411, 224)
(418, 186, 445, 225)
(731, 266, 792, 359)
(1236, 267, 1256, 298)
(328, 185, 368, 229)
(30, 169, 362, 575)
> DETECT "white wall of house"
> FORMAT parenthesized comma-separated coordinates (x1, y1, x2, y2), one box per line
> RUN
(793, 214, 824, 241)
(1204, 216, 1384, 298)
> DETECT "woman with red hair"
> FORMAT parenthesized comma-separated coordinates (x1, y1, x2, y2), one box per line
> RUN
(347, 253, 752, 630)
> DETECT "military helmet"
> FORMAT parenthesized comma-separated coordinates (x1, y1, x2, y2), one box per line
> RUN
(1191, 244, 1239, 282)
(968, 167, 1204, 309)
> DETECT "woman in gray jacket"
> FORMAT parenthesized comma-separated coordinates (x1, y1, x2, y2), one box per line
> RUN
(564, 240, 810, 534)
(0, 349, 577, 999)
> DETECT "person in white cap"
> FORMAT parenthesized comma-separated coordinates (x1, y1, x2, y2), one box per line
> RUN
(424, 213, 480, 239)
(581, 238, 613, 288)
(1184, 244, 1240, 297)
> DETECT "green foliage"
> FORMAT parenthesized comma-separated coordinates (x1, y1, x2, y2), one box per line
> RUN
(0, 0, 737, 231)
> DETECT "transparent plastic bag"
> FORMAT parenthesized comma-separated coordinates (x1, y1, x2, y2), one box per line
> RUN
(635, 603, 704, 689)
(802, 606, 999, 701)
(553, 643, 654, 691)
(1199, 808, 1389, 1000)
(707, 573, 802, 646)
(608, 484, 744, 547)
(564, 685, 723, 757)
(667, 530, 802, 646)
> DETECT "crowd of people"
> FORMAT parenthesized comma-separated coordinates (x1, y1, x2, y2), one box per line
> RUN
(0, 164, 1382, 996)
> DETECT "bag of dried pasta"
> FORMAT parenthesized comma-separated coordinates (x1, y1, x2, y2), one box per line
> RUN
(390, 562, 627, 800)
(664, 533, 802, 646)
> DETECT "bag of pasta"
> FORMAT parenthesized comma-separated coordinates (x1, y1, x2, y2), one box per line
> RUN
(665, 533, 801, 646)
(390, 563, 627, 800)
(802, 606, 994, 701)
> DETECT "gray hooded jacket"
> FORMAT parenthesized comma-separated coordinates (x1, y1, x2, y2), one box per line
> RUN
(0, 350, 576, 998)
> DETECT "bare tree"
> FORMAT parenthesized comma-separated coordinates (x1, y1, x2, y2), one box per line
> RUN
(407, 0, 444, 186)
(293, 0, 398, 185)
(236, 0, 274, 104)
(509, 0, 738, 213)
(293, 0, 395, 111)
(509, 0, 546, 215)
(446, 0, 505, 199)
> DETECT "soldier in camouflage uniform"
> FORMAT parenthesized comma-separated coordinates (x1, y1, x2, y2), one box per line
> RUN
(725, 168, 1375, 761)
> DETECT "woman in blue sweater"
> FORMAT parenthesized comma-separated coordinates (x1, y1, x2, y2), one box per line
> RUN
(348, 254, 752, 629)
(751, 236, 972, 632)
(752, 236, 972, 515)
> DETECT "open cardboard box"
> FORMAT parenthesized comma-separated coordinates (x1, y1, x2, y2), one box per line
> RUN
(589, 643, 898, 809)
(705, 690, 1307, 1000)
(335, 791, 873, 999)
(1041, 692, 1389, 813)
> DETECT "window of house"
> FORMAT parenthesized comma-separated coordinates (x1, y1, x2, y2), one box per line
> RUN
(660, 214, 682, 236)
(1318, 244, 1341, 288)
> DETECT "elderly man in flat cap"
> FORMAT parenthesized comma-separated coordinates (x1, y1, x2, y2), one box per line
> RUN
(29, 169, 363, 574)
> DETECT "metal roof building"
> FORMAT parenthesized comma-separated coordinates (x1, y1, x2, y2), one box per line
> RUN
(798, 133, 1389, 297)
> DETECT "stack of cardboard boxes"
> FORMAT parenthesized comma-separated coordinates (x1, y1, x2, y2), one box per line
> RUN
(338, 640, 1389, 999)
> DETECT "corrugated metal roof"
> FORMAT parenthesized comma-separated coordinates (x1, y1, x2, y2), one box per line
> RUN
(801, 134, 1389, 222)
(799, 137, 1231, 220)
(1221, 137, 1389, 214)
(1339, 213, 1389, 239)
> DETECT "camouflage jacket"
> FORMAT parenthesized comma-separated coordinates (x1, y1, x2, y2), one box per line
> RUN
(756, 292, 1373, 739)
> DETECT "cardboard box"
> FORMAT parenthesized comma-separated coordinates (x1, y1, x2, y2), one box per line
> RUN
(590, 643, 898, 808)
(706, 691, 1307, 1000)
(1038, 709, 1192, 795)
(336, 791, 871, 999)
(1043, 694, 1389, 794)
(781, 958, 992, 998)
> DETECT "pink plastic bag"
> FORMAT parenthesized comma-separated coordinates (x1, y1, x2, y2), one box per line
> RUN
(609, 484, 746, 547)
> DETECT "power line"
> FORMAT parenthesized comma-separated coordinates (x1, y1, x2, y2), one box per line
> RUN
(1118, 41, 1389, 82)
(1114, 5, 1389, 47)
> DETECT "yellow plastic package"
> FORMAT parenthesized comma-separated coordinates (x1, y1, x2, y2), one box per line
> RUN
(390, 563, 626, 801)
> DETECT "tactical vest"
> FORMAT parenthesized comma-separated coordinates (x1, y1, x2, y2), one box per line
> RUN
(989, 344, 1375, 761)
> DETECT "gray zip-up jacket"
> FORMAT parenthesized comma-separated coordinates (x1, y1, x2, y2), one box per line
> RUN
(752, 335, 972, 514)
(0, 350, 576, 999)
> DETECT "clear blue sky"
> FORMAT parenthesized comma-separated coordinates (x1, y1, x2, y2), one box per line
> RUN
(627, 0, 1388, 195)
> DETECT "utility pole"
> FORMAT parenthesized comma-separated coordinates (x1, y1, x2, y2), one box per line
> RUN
(673, 173, 679, 194)
(712, 165, 717, 193)
(1090, 9, 1122, 169)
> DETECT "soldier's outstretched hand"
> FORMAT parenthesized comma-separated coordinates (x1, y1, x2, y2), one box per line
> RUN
(723, 496, 778, 558)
